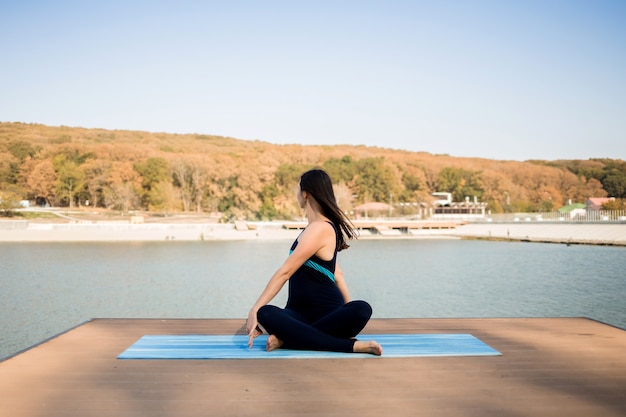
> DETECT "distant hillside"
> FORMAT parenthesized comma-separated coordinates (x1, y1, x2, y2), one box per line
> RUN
(1, 122, 624, 220)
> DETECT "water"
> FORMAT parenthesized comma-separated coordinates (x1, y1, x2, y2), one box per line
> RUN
(1, 239, 625, 360)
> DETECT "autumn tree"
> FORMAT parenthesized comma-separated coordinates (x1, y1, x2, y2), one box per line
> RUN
(24, 160, 57, 206)
(82, 159, 110, 208)
(201, 162, 228, 215)
(2, 122, 624, 218)
(602, 198, 626, 210)
(576, 178, 607, 200)
(267, 163, 309, 219)
(0, 188, 22, 217)
(231, 167, 264, 219)
(171, 158, 202, 212)
(422, 166, 439, 193)
(2, 140, 40, 197)
(544, 158, 626, 199)
(191, 165, 206, 213)
(103, 162, 140, 211)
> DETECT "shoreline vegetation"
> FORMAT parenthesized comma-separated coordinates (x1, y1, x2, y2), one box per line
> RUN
(1, 210, 625, 246)
(1, 122, 626, 224)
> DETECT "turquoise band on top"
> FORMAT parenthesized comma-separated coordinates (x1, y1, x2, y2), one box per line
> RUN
(290, 250, 335, 283)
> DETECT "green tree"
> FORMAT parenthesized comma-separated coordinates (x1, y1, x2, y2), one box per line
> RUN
(52, 154, 86, 208)
(323, 156, 357, 183)
(437, 167, 484, 202)
(602, 171, 626, 198)
(134, 157, 170, 209)
(396, 171, 425, 211)
(437, 167, 462, 193)
(7, 140, 39, 161)
(275, 163, 306, 188)
(353, 158, 396, 202)
(217, 175, 238, 216)
(257, 184, 279, 220)
(147, 181, 178, 212)
(402, 172, 421, 193)
(0, 152, 19, 185)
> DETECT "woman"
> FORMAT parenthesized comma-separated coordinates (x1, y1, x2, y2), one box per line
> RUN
(246, 169, 382, 356)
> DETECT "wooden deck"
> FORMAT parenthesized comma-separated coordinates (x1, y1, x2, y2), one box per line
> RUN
(1, 318, 624, 416)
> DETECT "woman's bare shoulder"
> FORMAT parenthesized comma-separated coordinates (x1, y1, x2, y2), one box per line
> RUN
(301, 220, 335, 260)
(306, 219, 334, 234)
(298, 220, 334, 243)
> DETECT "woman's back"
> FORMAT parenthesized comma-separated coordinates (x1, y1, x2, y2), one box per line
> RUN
(286, 222, 344, 322)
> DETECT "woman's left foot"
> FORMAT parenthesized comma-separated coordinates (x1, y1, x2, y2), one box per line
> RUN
(266, 334, 284, 351)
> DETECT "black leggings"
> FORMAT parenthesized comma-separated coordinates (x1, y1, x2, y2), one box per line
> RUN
(257, 300, 372, 353)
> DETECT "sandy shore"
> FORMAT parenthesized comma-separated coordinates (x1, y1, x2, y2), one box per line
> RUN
(1, 219, 625, 245)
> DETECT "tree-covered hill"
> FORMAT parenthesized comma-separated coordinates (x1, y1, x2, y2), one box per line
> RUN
(1, 122, 624, 220)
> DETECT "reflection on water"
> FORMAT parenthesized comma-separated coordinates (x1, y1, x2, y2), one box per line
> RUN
(1, 239, 625, 359)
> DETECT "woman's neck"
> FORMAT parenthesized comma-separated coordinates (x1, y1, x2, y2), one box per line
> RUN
(305, 203, 328, 224)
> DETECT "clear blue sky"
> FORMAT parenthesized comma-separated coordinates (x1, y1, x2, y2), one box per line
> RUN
(1, 1, 625, 161)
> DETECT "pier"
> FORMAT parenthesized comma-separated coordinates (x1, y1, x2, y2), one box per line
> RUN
(283, 220, 462, 235)
(1, 318, 624, 416)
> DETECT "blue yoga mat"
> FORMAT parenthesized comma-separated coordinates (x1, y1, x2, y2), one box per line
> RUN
(118, 334, 501, 359)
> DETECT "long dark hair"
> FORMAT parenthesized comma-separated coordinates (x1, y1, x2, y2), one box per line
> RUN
(299, 169, 357, 251)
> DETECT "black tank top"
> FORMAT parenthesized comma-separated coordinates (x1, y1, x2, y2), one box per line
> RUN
(285, 222, 345, 322)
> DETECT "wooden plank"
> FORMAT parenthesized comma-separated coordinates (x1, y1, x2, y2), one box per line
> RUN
(0, 318, 624, 417)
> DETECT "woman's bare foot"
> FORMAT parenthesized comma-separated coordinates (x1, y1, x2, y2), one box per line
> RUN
(266, 334, 284, 352)
(353, 340, 383, 356)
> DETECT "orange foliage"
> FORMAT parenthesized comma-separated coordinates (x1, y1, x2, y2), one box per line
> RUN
(0, 122, 621, 219)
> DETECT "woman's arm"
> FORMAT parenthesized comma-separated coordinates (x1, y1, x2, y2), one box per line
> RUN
(247, 221, 333, 346)
(334, 263, 351, 303)
(246, 264, 291, 346)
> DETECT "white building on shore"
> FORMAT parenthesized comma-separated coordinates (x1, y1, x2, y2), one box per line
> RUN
(430, 193, 487, 220)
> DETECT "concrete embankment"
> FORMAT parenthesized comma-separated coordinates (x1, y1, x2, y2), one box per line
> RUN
(453, 222, 626, 246)
(1, 219, 625, 245)
(0, 221, 298, 242)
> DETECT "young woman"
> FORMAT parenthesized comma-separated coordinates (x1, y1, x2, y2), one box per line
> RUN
(246, 169, 382, 355)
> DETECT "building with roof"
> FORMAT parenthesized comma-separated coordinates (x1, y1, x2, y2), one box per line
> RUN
(586, 197, 613, 211)
(557, 203, 587, 219)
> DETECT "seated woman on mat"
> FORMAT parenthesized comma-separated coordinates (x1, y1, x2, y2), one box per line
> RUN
(246, 169, 382, 356)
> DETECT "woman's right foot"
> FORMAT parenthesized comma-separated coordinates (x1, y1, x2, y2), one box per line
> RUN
(353, 340, 383, 356)
(266, 334, 284, 352)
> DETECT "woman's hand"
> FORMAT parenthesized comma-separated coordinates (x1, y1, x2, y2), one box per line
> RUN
(244, 221, 330, 349)
(247, 309, 262, 348)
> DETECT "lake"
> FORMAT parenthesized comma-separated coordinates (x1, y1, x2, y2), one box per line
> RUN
(1, 238, 625, 360)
